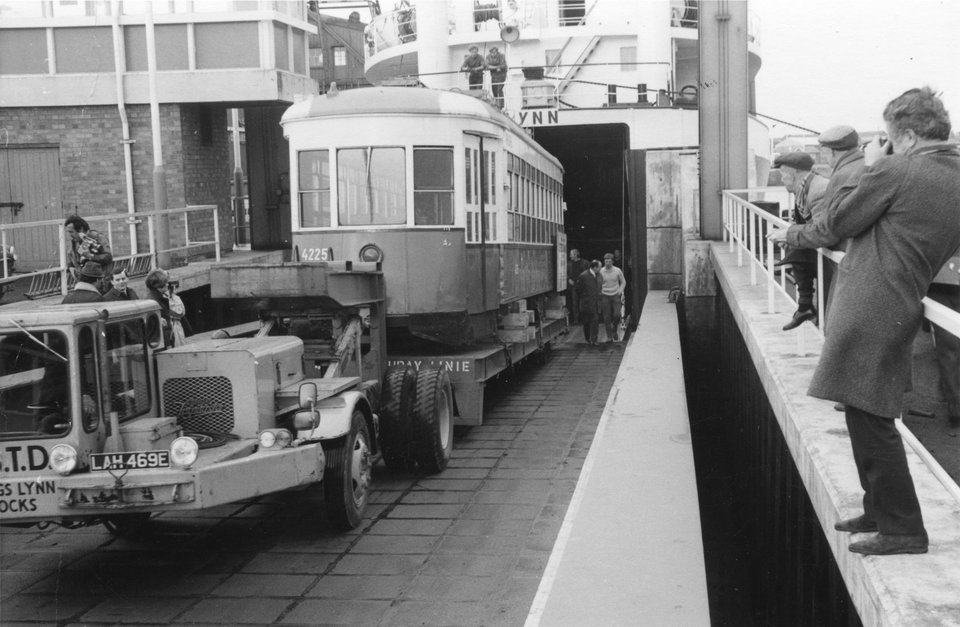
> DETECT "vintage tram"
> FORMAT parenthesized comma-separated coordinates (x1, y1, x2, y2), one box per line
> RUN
(281, 86, 566, 346)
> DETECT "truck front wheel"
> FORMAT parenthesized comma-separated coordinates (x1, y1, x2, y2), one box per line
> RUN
(323, 410, 372, 529)
(411, 368, 454, 473)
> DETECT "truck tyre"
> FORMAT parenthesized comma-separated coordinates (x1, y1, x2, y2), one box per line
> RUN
(323, 410, 372, 530)
(411, 368, 454, 473)
(379, 366, 417, 472)
(102, 513, 151, 537)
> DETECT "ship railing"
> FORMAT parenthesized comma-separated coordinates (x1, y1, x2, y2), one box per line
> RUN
(364, 4, 416, 56)
(0, 205, 220, 300)
(722, 188, 960, 505)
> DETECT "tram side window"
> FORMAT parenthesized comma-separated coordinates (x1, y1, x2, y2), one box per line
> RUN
(413, 148, 454, 225)
(339, 147, 406, 226)
(298, 150, 331, 227)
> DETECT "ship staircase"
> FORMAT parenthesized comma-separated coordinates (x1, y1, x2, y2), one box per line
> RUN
(544, 0, 601, 104)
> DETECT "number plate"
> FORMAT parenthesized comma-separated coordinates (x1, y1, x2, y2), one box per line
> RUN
(90, 451, 170, 471)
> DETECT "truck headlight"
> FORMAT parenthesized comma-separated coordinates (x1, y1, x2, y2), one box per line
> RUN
(49, 444, 77, 475)
(258, 429, 293, 449)
(170, 436, 199, 468)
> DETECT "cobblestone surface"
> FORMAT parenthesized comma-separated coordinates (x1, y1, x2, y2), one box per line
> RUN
(0, 335, 624, 626)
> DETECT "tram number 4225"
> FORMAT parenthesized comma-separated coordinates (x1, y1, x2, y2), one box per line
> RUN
(301, 247, 333, 262)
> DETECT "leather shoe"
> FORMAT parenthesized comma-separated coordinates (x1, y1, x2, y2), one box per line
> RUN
(782, 308, 817, 331)
(834, 514, 877, 533)
(834, 403, 846, 412)
(848, 532, 928, 555)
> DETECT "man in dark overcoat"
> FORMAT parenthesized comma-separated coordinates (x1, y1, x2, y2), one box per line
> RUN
(574, 260, 602, 345)
(772, 87, 960, 556)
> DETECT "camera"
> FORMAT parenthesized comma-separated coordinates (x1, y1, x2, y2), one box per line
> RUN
(167, 280, 180, 290)
(80, 234, 103, 255)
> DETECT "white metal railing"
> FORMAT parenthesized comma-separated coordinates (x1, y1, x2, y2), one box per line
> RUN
(0, 205, 220, 298)
(722, 188, 960, 504)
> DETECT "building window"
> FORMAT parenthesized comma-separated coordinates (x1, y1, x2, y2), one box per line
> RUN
(333, 46, 346, 66)
(620, 46, 637, 71)
(309, 48, 323, 69)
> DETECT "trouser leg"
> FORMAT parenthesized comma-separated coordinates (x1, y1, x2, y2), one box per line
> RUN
(844, 405, 925, 535)
(791, 263, 815, 310)
(928, 285, 960, 420)
(581, 311, 597, 343)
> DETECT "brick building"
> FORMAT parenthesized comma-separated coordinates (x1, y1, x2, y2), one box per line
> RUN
(0, 1, 317, 269)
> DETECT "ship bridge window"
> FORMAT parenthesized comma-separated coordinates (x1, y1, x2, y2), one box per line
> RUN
(338, 147, 406, 226)
(298, 150, 331, 227)
(414, 147, 454, 225)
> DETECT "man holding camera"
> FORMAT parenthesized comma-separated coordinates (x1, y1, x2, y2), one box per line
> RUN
(64, 214, 113, 293)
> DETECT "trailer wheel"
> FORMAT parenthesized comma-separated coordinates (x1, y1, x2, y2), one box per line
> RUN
(102, 513, 151, 538)
(379, 366, 417, 472)
(324, 410, 372, 530)
(411, 368, 454, 473)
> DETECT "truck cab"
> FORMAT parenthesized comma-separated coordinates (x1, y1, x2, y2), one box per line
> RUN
(0, 300, 369, 531)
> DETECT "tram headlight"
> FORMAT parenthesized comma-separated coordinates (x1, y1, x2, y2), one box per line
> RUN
(170, 436, 199, 468)
(359, 243, 383, 263)
(50, 444, 78, 475)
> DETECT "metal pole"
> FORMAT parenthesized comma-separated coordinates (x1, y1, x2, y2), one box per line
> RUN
(145, 1, 171, 268)
(112, 0, 139, 255)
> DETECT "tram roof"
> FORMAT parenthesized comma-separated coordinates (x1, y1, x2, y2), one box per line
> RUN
(281, 86, 561, 168)
(282, 86, 500, 123)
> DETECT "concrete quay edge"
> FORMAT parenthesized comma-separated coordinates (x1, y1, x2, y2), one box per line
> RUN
(711, 243, 960, 627)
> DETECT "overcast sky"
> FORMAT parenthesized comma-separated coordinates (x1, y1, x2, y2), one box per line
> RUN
(751, 0, 960, 138)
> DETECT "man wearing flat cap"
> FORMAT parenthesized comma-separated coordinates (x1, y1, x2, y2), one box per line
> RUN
(780, 125, 867, 253)
(62, 264, 106, 304)
(772, 151, 829, 330)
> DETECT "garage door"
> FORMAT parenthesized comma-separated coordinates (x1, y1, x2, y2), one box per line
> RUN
(0, 145, 63, 271)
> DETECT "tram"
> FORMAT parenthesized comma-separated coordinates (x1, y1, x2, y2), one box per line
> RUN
(281, 86, 566, 346)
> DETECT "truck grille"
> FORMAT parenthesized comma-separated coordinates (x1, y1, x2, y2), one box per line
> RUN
(162, 376, 234, 433)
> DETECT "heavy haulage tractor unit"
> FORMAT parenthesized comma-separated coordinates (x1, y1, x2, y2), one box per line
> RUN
(0, 264, 454, 533)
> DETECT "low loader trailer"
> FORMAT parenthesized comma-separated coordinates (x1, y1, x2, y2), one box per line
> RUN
(209, 261, 566, 471)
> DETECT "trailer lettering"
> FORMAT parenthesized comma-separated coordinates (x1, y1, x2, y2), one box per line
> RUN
(386, 359, 471, 373)
(17, 480, 55, 496)
(0, 497, 38, 513)
(2, 446, 49, 473)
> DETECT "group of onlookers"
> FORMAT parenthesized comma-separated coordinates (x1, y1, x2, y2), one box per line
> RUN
(768, 87, 960, 556)
(60, 214, 191, 347)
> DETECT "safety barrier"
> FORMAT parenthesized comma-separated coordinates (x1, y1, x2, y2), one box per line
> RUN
(721, 188, 960, 504)
(0, 205, 220, 299)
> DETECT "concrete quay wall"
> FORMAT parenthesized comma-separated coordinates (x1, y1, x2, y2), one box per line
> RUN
(712, 243, 960, 626)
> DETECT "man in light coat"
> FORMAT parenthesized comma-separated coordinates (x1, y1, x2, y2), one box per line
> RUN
(772, 87, 960, 556)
